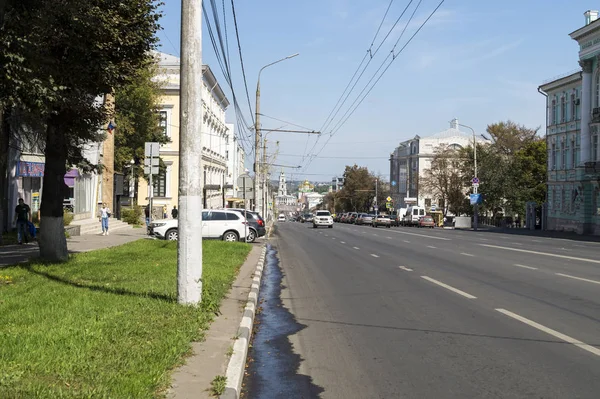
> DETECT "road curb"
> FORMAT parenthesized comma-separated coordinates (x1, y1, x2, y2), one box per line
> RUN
(221, 244, 267, 399)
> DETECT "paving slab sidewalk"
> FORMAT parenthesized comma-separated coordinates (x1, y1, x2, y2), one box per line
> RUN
(167, 244, 264, 399)
(0, 227, 147, 267)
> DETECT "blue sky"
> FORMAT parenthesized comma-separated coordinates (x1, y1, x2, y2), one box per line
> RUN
(158, 0, 593, 182)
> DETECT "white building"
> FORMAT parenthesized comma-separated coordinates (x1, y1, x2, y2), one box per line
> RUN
(275, 171, 295, 206)
(225, 122, 246, 204)
(137, 52, 231, 211)
(389, 118, 491, 210)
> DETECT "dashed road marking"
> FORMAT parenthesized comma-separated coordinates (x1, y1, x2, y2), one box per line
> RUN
(479, 244, 600, 264)
(399, 266, 413, 272)
(371, 254, 379, 258)
(460, 253, 475, 257)
(496, 308, 600, 357)
(513, 264, 538, 270)
(556, 273, 600, 285)
(421, 276, 477, 299)
(353, 246, 360, 250)
(427, 245, 437, 249)
(340, 241, 346, 244)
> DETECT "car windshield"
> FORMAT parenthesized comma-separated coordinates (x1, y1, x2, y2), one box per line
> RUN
(316, 211, 330, 216)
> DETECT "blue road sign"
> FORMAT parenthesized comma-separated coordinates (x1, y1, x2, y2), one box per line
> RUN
(470, 194, 482, 205)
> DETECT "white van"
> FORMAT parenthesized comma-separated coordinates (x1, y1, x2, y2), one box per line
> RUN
(403, 206, 426, 226)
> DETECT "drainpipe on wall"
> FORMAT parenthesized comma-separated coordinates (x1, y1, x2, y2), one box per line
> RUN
(538, 86, 549, 231)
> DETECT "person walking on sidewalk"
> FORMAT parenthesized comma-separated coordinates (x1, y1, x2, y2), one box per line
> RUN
(13, 198, 31, 245)
(171, 205, 178, 219)
(98, 203, 112, 235)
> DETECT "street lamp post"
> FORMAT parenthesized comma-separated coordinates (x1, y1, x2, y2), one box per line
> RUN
(456, 122, 478, 231)
(254, 53, 299, 215)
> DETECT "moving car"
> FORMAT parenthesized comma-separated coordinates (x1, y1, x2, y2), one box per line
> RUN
(418, 215, 436, 228)
(149, 209, 247, 241)
(372, 214, 391, 228)
(313, 210, 334, 228)
(278, 214, 286, 222)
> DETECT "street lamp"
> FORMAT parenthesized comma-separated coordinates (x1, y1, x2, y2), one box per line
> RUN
(254, 53, 299, 215)
(455, 122, 479, 231)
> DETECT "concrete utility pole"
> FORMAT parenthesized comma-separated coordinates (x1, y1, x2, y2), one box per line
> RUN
(457, 122, 478, 231)
(178, 0, 203, 305)
(254, 53, 299, 215)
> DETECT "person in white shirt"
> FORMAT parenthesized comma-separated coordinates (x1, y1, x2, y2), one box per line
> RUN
(98, 203, 112, 235)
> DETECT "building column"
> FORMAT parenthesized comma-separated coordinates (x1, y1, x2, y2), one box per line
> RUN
(580, 59, 593, 165)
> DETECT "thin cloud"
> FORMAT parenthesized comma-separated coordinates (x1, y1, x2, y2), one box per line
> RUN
(466, 39, 524, 63)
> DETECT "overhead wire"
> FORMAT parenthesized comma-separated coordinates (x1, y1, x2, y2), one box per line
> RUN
(303, 0, 444, 172)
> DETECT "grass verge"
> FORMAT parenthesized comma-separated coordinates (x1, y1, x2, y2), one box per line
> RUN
(0, 239, 251, 398)
(210, 375, 227, 396)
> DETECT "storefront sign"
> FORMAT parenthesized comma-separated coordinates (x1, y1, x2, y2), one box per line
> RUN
(17, 161, 45, 177)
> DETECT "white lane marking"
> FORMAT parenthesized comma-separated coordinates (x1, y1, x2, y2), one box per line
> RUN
(427, 245, 437, 249)
(353, 246, 360, 250)
(386, 236, 392, 239)
(371, 254, 380, 258)
(399, 266, 413, 272)
(421, 276, 477, 299)
(479, 238, 489, 241)
(511, 242, 523, 246)
(324, 234, 329, 237)
(340, 241, 346, 244)
(479, 244, 600, 264)
(460, 253, 475, 257)
(403, 240, 411, 243)
(332, 237, 336, 240)
(496, 308, 600, 357)
(513, 263, 538, 270)
(531, 240, 542, 243)
(373, 234, 378, 236)
(556, 273, 600, 285)
(388, 229, 451, 241)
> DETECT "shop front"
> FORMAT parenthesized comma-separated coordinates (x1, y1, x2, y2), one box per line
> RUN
(16, 160, 44, 217)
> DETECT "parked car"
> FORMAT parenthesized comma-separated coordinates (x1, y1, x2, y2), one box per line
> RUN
(228, 209, 266, 242)
(149, 209, 247, 241)
(356, 213, 374, 225)
(348, 212, 359, 224)
(303, 213, 314, 223)
(418, 215, 436, 228)
(372, 214, 391, 228)
(313, 210, 334, 228)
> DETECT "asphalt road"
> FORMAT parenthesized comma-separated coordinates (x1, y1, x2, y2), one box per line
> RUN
(246, 221, 600, 399)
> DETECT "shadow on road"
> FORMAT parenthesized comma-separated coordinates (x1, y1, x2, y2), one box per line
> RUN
(241, 243, 324, 399)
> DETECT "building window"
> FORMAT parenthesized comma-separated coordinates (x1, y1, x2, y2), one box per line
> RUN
(571, 92, 577, 121)
(159, 111, 168, 137)
(550, 99, 556, 125)
(153, 168, 167, 197)
(560, 96, 566, 123)
(551, 143, 556, 170)
(593, 135, 599, 161)
(561, 141, 566, 169)
(596, 74, 600, 107)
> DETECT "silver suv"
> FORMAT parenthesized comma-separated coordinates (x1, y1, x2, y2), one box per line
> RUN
(313, 210, 334, 228)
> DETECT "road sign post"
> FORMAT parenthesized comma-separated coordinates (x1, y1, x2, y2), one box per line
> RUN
(144, 142, 160, 230)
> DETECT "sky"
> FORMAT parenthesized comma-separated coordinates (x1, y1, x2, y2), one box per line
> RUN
(157, 0, 593, 182)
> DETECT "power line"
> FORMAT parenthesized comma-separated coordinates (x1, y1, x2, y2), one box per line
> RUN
(259, 114, 316, 131)
(230, 0, 255, 126)
(303, 0, 443, 172)
(278, 153, 390, 160)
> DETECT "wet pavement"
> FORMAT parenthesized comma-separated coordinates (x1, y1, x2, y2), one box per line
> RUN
(241, 243, 324, 399)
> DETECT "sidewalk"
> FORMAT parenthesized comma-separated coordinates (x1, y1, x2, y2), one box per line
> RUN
(458, 225, 600, 243)
(0, 227, 147, 267)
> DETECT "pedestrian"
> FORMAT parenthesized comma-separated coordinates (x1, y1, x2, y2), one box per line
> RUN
(163, 204, 167, 219)
(171, 205, 178, 219)
(145, 204, 150, 226)
(98, 203, 112, 235)
(13, 198, 31, 245)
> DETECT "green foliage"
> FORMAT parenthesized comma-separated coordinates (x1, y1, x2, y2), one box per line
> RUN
(121, 206, 143, 225)
(0, 239, 251, 398)
(210, 375, 228, 396)
(114, 60, 169, 177)
(421, 145, 465, 216)
(62, 211, 74, 226)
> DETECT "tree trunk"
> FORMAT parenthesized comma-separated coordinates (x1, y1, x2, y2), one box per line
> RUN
(0, 106, 11, 244)
(39, 113, 68, 262)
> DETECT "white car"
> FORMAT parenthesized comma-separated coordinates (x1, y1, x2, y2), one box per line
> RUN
(278, 214, 286, 222)
(313, 210, 333, 228)
(149, 209, 248, 241)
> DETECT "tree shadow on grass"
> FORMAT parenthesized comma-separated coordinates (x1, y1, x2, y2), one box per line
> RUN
(21, 265, 176, 302)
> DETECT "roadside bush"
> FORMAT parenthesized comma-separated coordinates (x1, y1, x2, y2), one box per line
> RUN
(122, 206, 143, 225)
(63, 212, 74, 226)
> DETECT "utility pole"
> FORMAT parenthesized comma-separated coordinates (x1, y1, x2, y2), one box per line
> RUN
(178, 0, 203, 305)
(254, 87, 261, 213)
(375, 178, 378, 217)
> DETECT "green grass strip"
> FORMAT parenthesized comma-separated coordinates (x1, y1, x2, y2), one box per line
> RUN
(0, 239, 251, 398)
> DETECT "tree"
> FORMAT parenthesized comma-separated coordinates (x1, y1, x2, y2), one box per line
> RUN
(420, 145, 465, 216)
(114, 60, 167, 202)
(0, 0, 161, 261)
(486, 120, 539, 155)
(337, 165, 376, 212)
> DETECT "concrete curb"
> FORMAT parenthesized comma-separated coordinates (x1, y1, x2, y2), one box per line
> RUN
(220, 244, 267, 399)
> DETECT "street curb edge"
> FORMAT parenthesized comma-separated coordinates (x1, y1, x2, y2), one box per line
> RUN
(220, 244, 267, 399)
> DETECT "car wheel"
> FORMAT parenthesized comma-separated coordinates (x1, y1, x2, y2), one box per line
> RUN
(328, 225, 333, 229)
(166, 229, 178, 241)
(246, 229, 256, 243)
(387, 225, 391, 228)
(223, 231, 239, 242)
(313, 224, 317, 228)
